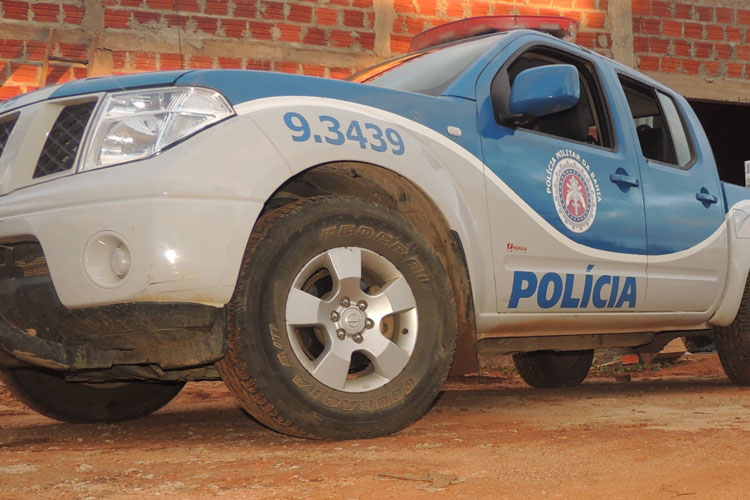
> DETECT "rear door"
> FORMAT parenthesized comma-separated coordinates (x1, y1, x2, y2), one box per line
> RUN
(617, 76, 727, 313)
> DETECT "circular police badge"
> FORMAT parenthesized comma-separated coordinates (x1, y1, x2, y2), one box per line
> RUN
(549, 153, 598, 233)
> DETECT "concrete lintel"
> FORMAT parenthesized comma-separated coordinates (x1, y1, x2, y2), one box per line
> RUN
(644, 71, 750, 104)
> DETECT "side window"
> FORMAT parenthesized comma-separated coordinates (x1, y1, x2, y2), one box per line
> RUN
(619, 76, 695, 169)
(507, 50, 613, 149)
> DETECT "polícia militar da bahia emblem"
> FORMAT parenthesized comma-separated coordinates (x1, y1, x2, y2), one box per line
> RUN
(546, 150, 601, 233)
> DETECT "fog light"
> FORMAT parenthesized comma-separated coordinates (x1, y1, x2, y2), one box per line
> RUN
(83, 231, 132, 288)
(110, 244, 131, 278)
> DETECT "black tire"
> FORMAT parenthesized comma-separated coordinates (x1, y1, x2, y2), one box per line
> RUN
(512, 350, 594, 388)
(0, 368, 184, 423)
(218, 197, 457, 439)
(714, 278, 750, 385)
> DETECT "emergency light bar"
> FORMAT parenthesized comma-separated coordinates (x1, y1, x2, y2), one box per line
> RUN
(409, 15, 579, 52)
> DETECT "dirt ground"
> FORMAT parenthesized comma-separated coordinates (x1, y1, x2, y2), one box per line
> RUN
(1, 352, 749, 499)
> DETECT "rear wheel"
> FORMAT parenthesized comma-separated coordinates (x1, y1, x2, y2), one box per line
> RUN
(0, 368, 184, 423)
(714, 278, 750, 385)
(218, 197, 457, 439)
(512, 350, 594, 388)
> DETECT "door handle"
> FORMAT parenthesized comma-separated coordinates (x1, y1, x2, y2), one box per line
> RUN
(696, 188, 718, 205)
(609, 168, 640, 188)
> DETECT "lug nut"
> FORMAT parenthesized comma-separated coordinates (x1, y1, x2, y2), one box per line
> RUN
(364, 318, 374, 329)
(330, 311, 339, 322)
(336, 329, 346, 340)
(357, 300, 368, 311)
(340, 297, 350, 307)
(352, 333, 363, 343)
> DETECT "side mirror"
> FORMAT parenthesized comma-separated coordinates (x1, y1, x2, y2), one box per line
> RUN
(507, 64, 580, 124)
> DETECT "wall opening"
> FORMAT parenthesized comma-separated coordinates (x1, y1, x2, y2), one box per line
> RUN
(689, 99, 750, 187)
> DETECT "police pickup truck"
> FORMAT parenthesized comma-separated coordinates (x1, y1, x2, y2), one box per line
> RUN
(0, 19, 748, 439)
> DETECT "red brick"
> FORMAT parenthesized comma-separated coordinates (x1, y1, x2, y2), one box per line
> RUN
(416, 0, 437, 16)
(352, 0, 373, 7)
(133, 10, 161, 24)
(577, 32, 595, 49)
(274, 61, 299, 74)
(727, 62, 744, 79)
(303, 27, 328, 46)
(0, 61, 7, 79)
(45, 65, 73, 85)
(218, 57, 243, 69)
(195, 16, 218, 34)
(204, 0, 227, 15)
(2, 1, 30, 21)
(222, 19, 247, 38)
(585, 11, 605, 30)
(390, 34, 411, 54)
(674, 3, 692, 19)
(470, 1, 490, 16)
(164, 14, 188, 28)
(726, 27, 743, 42)
(638, 55, 660, 71)
(716, 44, 733, 60)
(650, 38, 669, 54)
(25, 40, 45, 61)
(10, 63, 40, 83)
(682, 59, 700, 75)
(59, 43, 87, 59)
(660, 20, 682, 37)
(632, 0, 651, 17)
(62, 4, 85, 24)
(343, 9, 364, 27)
(716, 7, 735, 24)
(672, 39, 691, 57)
(331, 30, 354, 47)
(248, 21, 273, 40)
(316, 7, 338, 25)
(694, 42, 712, 59)
(702, 61, 721, 76)
(650, 1, 670, 18)
(302, 63, 325, 77)
(189, 55, 213, 69)
(112, 51, 127, 70)
(661, 57, 680, 73)
(234, 0, 257, 18)
(0, 40, 24, 60)
(706, 25, 724, 42)
(695, 6, 713, 22)
(0, 86, 24, 100)
(684, 23, 703, 39)
(246, 59, 271, 71)
(739, 10, 750, 25)
(277, 23, 302, 42)
(160, 53, 183, 70)
(633, 36, 650, 53)
(329, 67, 351, 79)
(393, 0, 416, 14)
(635, 18, 660, 35)
(121, 0, 144, 6)
(104, 9, 132, 29)
(30, 2, 59, 22)
(574, 0, 595, 9)
(446, 1, 464, 17)
(738, 45, 750, 61)
(357, 31, 375, 50)
(288, 4, 313, 23)
(134, 52, 158, 71)
(262, 1, 285, 20)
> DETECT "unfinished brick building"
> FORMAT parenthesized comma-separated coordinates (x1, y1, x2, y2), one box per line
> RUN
(0, 0, 748, 177)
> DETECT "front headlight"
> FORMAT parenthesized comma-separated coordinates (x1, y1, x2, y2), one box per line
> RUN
(82, 86, 234, 171)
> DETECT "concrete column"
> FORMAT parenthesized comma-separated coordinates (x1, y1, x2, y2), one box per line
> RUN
(373, 0, 395, 58)
(608, 0, 635, 68)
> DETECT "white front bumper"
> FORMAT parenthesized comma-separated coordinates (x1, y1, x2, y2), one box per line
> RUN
(0, 113, 291, 308)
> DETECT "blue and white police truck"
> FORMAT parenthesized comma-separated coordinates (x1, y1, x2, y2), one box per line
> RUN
(0, 17, 749, 439)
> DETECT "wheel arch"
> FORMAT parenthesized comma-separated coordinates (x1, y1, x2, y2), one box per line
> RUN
(259, 161, 479, 375)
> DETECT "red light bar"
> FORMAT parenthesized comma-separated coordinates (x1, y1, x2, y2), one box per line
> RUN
(409, 15, 579, 52)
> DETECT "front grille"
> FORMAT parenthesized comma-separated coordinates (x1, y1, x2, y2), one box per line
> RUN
(0, 115, 18, 160)
(33, 101, 96, 179)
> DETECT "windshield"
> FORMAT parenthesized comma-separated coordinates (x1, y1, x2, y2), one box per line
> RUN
(349, 35, 501, 96)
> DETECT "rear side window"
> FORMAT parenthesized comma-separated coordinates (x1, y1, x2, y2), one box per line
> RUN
(619, 76, 695, 169)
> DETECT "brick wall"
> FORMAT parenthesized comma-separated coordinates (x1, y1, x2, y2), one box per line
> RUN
(0, 0, 610, 100)
(632, 0, 750, 82)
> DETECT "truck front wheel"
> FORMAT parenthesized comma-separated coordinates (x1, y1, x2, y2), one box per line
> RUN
(0, 368, 184, 423)
(512, 350, 594, 388)
(217, 196, 458, 439)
